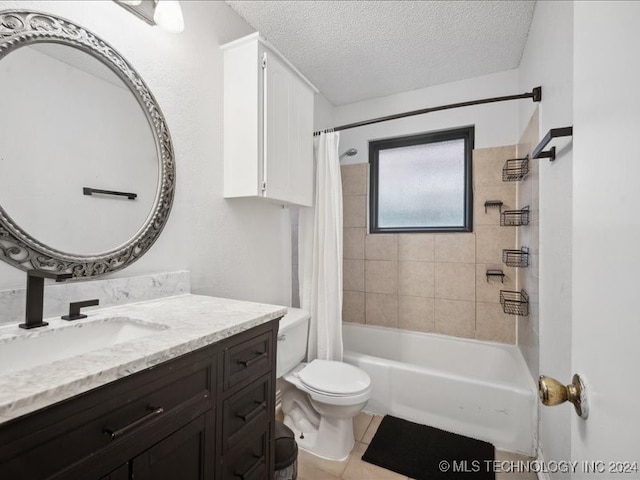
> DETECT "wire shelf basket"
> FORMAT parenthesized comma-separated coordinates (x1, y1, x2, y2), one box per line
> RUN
(502, 247, 530, 268)
(500, 206, 530, 226)
(500, 289, 529, 316)
(502, 156, 529, 181)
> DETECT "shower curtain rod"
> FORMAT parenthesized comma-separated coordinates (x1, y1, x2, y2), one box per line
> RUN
(313, 86, 542, 136)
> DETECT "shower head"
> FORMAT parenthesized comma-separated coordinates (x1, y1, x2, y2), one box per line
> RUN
(345, 148, 358, 156)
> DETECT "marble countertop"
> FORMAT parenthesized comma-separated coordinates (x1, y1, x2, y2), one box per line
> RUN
(0, 294, 286, 424)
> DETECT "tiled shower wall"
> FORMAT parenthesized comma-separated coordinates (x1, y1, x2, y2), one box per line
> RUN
(342, 146, 522, 344)
(516, 108, 540, 377)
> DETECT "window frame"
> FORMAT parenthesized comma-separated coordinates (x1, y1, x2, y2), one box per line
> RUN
(368, 126, 474, 234)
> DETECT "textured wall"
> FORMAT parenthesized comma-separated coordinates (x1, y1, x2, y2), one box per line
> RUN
(0, 1, 296, 311)
(341, 143, 520, 344)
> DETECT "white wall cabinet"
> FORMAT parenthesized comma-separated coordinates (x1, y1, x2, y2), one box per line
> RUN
(222, 33, 318, 207)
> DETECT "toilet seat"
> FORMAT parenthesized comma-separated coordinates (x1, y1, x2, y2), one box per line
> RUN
(285, 360, 372, 406)
(299, 359, 371, 396)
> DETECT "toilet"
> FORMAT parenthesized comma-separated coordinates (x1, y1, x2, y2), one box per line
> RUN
(277, 307, 372, 461)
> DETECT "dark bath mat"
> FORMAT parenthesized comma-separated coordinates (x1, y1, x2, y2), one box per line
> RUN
(362, 415, 495, 479)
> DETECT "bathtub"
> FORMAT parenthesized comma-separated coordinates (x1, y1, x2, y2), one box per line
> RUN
(343, 323, 537, 456)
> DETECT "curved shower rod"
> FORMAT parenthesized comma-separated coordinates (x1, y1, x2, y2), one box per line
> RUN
(313, 86, 542, 136)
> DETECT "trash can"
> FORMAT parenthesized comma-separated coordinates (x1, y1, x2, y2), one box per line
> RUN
(274, 421, 298, 480)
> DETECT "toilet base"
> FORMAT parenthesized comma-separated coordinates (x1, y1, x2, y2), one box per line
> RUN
(284, 413, 354, 461)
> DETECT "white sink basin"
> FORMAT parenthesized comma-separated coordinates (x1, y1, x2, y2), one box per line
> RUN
(0, 318, 168, 376)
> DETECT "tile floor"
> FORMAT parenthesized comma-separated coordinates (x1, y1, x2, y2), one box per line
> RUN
(294, 413, 538, 480)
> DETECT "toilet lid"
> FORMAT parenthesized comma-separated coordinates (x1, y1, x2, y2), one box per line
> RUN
(298, 359, 371, 396)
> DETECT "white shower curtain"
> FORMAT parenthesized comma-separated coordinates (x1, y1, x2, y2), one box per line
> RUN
(299, 131, 343, 361)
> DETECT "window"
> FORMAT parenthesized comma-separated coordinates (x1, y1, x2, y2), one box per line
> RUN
(369, 126, 474, 233)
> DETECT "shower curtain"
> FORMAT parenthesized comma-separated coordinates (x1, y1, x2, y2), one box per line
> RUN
(299, 131, 344, 361)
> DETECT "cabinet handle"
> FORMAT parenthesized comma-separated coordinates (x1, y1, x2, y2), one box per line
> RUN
(236, 401, 267, 422)
(237, 352, 267, 368)
(234, 455, 265, 480)
(103, 405, 164, 440)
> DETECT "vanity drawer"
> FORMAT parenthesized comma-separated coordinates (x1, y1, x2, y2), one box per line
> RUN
(0, 348, 215, 480)
(222, 429, 269, 480)
(223, 331, 273, 390)
(222, 373, 271, 452)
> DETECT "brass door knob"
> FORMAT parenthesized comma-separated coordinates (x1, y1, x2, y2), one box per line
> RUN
(538, 374, 589, 419)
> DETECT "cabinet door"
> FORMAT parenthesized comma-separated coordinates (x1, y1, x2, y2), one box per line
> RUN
(263, 50, 314, 207)
(264, 50, 293, 204)
(131, 412, 215, 480)
(288, 75, 314, 206)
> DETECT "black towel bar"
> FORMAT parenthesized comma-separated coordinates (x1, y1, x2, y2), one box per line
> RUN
(532, 127, 573, 161)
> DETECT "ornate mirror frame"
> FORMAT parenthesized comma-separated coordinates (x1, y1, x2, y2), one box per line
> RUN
(0, 11, 175, 277)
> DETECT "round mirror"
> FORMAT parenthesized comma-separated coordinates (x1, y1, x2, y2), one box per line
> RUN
(0, 11, 175, 277)
(0, 43, 159, 255)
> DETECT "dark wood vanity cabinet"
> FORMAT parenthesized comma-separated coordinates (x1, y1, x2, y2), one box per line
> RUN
(0, 319, 280, 480)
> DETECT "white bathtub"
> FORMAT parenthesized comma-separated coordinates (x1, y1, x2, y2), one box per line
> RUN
(343, 323, 537, 455)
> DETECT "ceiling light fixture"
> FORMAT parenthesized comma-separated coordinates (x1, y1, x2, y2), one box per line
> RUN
(114, 0, 184, 34)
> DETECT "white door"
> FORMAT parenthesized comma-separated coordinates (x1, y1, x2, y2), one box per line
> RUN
(570, 2, 640, 478)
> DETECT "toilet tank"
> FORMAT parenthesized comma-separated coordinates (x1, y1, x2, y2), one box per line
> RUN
(276, 308, 310, 378)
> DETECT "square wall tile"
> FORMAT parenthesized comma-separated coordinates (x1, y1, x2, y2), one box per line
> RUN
(476, 264, 517, 304)
(398, 262, 434, 297)
(399, 296, 435, 333)
(473, 145, 517, 187)
(476, 225, 516, 264)
(365, 234, 398, 260)
(517, 107, 540, 224)
(435, 299, 475, 339)
(343, 259, 364, 292)
(521, 220, 539, 278)
(473, 183, 517, 226)
(365, 293, 398, 328)
(518, 173, 535, 221)
(343, 195, 367, 228)
(434, 263, 475, 301)
(344, 227, 365, 259)
(476, 302, 515, 344)
(434, 234, 475, 263)
(343, 291, 365, 324)
(365, 260, 398, 294)
(341, 163, 368, 196)
(398, 234, 434, 262)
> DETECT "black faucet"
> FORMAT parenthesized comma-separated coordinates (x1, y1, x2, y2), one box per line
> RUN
(19, 270, 73, 330)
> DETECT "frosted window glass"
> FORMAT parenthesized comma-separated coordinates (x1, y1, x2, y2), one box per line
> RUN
(377, 139, 465, 228)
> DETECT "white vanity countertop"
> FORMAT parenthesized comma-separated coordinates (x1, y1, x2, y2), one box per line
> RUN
(0, 294, 286, 424)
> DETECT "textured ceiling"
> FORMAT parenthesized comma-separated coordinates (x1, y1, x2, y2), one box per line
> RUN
(226, 1, 536, 105)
